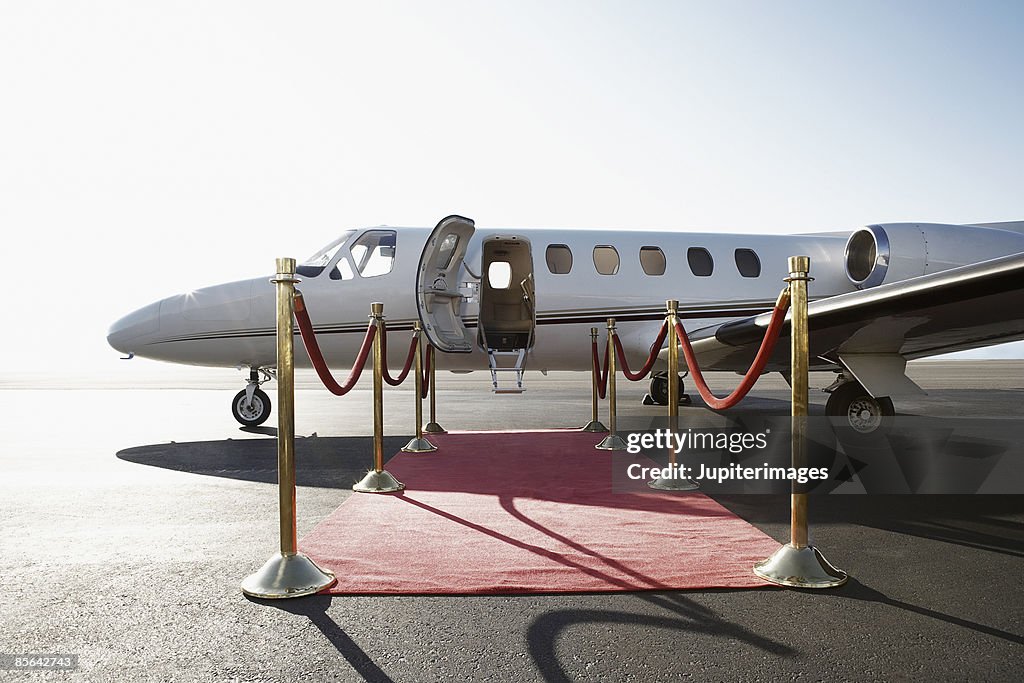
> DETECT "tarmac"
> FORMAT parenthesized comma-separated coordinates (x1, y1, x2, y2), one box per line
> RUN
(2, 361, 1023, 681)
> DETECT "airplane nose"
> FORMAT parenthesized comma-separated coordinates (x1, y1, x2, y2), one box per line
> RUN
(107, 301, 162, 354)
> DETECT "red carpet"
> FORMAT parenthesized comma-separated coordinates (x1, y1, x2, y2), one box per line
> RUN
(300, 431, 777, 594)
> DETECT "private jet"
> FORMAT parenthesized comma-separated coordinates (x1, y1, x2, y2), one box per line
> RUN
(107, 216, 1024, 434)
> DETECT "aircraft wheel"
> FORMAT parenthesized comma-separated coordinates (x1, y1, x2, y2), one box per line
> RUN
(826, 381, 893, 441)
(649, 372, 685, 406)
(232, 388, 272, 427)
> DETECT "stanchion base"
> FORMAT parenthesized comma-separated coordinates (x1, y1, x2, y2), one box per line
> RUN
(753, 543, 848, 589)
(423, 422, 447, 434)
(352, 469, 406, 493)
(401, 437, 438, 453)
(595, 434, 628, 450)
(241, 552, 336, 599)
(648, 476, 699, 491)
(580, 420, 608, 433)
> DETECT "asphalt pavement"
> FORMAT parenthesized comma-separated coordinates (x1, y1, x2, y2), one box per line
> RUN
(1, 362, 1022, 681)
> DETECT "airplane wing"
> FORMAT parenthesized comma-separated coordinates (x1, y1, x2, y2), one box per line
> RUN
(681, 251, 1024, 394)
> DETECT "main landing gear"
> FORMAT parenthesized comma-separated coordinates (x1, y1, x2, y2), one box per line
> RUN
(647, 372, 692, 406)
(232, 368, 274, 427)
(824, 375, 894, 439)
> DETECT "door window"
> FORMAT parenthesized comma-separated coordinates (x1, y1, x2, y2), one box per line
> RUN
(487, 261, 513, 289)
(437, 234, 459, 270)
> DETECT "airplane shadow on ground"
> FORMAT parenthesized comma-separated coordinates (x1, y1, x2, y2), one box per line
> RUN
(715, 494, 1024, 559)
(116, 434, 413, 489)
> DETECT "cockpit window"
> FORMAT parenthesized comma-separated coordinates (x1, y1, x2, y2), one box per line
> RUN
(351, 230, 397, 278)
(329, 256, 355, 281)
(297, 230, 355, 277)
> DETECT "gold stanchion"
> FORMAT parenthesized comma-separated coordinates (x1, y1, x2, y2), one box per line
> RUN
(353, 302, 406, 493)
(402, 322, 438, 453)
(581, 327, 609, 433)
(649, 300, 699, 491)
(754, 256, 847, 588)
(422, 346, 447, 434)
(596, 319, 627, 450)
(241, 258, 336, 599)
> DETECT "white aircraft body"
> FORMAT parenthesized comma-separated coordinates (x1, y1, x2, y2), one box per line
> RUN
(107, 216, 1024, 432)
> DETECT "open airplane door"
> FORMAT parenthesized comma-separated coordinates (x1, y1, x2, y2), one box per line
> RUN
(416, 215, 476, 353)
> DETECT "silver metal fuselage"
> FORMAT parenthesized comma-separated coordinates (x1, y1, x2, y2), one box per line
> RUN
(107, 223, 1024, 373)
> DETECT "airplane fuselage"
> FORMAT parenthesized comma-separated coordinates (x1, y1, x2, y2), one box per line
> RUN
(108, 227, 863, 373)
(106, 218, 1024, 429)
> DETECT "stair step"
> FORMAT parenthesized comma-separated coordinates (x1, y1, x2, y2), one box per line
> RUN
(487, 347, 527, 393)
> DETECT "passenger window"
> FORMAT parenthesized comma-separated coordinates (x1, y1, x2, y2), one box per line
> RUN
(687, 247, 713, 277)
(350, 230, 397, 277)
(546, 244, 573, 274)
(734, 249, 761, 278)
(487, 261, 513, 289)
(329, 256, 355, 281)
(593, 246, 620, 275)
(640, 247, 666, 276)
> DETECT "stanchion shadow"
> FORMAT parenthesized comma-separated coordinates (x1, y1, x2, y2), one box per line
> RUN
(397, 494, 672, 591)
(116, 435, 411, 488)
(526, 591, 795, 683)
(813, 577, 1024, 646)
(245, 594, 395, 683)
(497, 494, 671, 590)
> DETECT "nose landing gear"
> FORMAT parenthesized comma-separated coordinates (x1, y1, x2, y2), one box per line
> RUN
(232, 368, 274, 427)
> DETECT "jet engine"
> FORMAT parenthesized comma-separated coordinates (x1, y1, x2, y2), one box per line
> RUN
(844, 222, 1024, 289)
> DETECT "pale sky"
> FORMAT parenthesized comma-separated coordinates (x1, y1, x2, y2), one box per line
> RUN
(2, 1, 1022, 375)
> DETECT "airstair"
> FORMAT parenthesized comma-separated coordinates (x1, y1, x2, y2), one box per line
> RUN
(486, 346, 528, 393)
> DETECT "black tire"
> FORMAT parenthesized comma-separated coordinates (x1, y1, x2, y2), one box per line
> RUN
(649, 372, 685, 406)
(232, 388, 272, 427)
(826, 381, 894, 441)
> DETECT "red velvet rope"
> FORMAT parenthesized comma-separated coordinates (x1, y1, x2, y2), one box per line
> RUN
(613, 321, 668, 381)
(379, 323, 418, 387)
(674, 295, 790, 410)
(294, 294, 375, 396)
(420, 345, 432, 399)
(591, 339, 610, 399)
